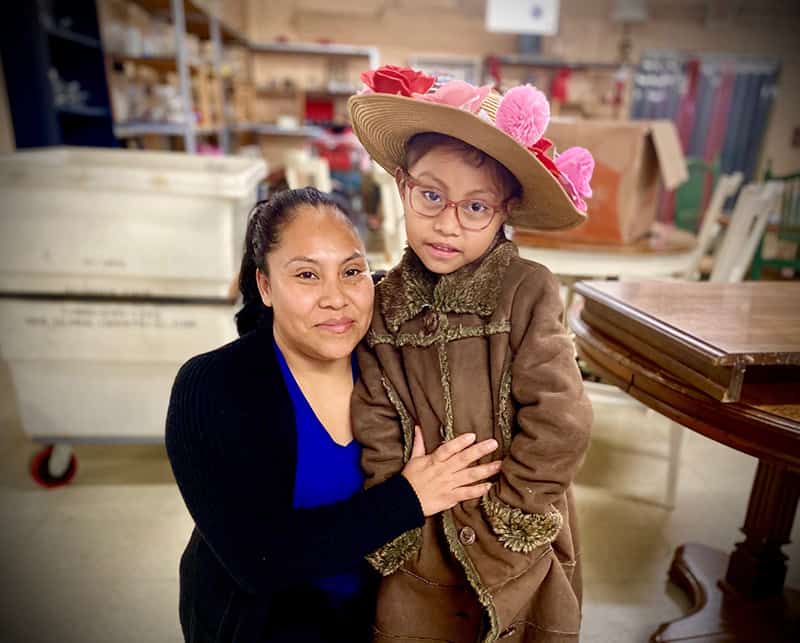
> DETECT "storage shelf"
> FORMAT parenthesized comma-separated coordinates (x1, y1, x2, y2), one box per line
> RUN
(249, 41, 377, 58)
(45, 25, 101, 49)
(126, 0, 246, 44)
(108, 54, 205, 72)
(232, 123, 322, 137)
(57, 105, 110, 118)
(114, 122, 223, 137)
(489, 55, 621, 70)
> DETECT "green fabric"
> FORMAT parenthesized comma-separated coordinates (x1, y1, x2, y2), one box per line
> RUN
(750, 163, 800, 279)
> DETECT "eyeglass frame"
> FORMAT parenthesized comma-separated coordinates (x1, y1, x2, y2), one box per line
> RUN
(399, 170, 510, 232)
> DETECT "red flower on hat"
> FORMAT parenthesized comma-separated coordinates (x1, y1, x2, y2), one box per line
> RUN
(360, 65, 435, 97)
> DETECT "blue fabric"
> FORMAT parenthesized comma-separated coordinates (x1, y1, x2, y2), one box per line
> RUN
(274, 341, 365, 600)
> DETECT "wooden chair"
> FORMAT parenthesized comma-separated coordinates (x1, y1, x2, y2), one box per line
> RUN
(711, 181, 784, 282)
(750, 164, 800, 279)
(682, 171, 743, 280)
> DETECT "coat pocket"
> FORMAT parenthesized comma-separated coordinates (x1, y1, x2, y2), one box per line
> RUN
(373, 568, 483, 642)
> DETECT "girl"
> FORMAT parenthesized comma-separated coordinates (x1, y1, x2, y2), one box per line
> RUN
(349, 68, 595, 642)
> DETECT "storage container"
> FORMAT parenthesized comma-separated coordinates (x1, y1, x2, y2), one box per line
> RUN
(0, 147, 266, 297)
(0, 298, 238, 441)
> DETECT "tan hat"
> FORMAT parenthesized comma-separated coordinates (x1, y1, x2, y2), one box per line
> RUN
(348, 69, 593, 231)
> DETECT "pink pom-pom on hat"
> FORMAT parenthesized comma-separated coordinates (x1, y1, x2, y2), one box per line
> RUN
(554, 147, 594, 199)
(495, 85, 550, 148)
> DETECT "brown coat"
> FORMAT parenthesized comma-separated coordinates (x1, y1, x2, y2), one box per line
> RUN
(352, 240, 593, 642)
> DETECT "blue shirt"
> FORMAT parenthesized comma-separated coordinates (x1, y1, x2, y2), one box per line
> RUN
(274, 341, 364, 600)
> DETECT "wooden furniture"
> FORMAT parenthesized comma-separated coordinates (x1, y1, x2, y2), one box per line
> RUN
(682, 171, 742, 279)
(570, 280, 800, 643)
(711, 181, 783, 283)
(515, 222, 697, 281)
(751, 165, 800, 280)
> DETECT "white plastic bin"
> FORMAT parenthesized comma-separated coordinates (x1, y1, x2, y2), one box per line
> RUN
(0, 147, 266, 298)
(0, 298, 238, 441)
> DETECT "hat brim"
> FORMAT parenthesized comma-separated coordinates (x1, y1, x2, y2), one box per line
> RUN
(348, 93, 587, 231)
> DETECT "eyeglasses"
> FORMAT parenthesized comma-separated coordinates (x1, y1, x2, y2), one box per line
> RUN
(402, 171, 507, 231)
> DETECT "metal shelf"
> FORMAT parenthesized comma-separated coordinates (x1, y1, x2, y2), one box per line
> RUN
(490, 55, 621, 70)
(108, 54, 204, 72)
(114, 122, 222, 137)
(44, 25, 101, 49)
(249, 41, 377, 58)
(232, 123, 322, 137)
(114, 122, 188, 137)
(125, 0, 245, 43)
(57, 105, 110, 118)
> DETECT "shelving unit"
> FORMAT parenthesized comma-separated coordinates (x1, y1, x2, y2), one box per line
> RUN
(95, 1, 380, 162)
(100, 0, 230, 153)
(1, 1, 117, 148)
(483, 54, 628, 119)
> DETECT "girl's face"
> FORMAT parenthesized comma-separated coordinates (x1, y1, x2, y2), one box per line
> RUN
(257, 205, 374, 364)
(398, 146, 509, 275)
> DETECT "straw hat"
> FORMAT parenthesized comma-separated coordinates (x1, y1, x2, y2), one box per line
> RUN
(348, 67, 594, 231)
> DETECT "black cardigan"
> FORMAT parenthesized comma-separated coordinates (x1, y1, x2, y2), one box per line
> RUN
(165, 324, 424, 642)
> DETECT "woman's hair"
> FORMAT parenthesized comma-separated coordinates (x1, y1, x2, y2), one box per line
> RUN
(403, 132, 522, 202)
(235, 187, 352, 336)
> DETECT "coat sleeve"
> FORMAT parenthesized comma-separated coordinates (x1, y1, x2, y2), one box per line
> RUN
(165, 352, 424, 596)
(351, 340, 411, 488)
(351, 339, 424, 575)
(481, 267, 592, 554)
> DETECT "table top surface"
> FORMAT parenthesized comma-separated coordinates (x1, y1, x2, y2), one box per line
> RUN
(575, 280, 800, 366)
(569, 283, 800, 466)
(515, 222, 697, 256)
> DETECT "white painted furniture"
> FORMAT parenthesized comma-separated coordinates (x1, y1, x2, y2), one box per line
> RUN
(284, 149, 332, 193)
(369, 162, 407, 271)
(683, 172, 743, 279)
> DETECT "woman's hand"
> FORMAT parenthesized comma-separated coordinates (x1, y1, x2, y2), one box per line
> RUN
(401, 427, 501, 517)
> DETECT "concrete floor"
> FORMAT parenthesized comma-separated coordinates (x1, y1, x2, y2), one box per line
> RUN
(1, 364, 798, 643)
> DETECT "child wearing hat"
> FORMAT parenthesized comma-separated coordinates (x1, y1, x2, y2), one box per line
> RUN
(349, 66, 595, 642)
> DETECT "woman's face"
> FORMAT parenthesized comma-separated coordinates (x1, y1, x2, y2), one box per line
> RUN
(257, 204, 374, 363)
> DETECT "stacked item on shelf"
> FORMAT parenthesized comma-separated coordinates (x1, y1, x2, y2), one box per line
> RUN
(0, 147, 266, 485)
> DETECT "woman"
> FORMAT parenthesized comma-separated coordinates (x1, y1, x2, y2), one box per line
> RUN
(166, 187, 501, 642)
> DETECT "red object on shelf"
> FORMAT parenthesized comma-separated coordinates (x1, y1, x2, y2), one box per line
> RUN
(305, 98, 334, 123)
(550, 68, 571, 101)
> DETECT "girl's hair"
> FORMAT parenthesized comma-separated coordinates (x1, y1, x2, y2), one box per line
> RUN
(404, 132, 522, 202)
(235, 187, 352, 336)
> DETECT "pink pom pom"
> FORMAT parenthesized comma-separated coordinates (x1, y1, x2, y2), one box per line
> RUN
(495, 85, 550, 147)
(554, 147, 594, 199)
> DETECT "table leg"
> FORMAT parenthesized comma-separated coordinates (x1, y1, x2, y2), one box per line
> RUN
(651, 461, 800, 643)
(723, 461, 800, 599)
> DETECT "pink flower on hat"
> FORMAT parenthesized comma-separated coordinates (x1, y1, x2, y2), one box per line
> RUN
(414, 80, 492, 114)
(554, 147, 594, 211)
(495, 85, 550, 148)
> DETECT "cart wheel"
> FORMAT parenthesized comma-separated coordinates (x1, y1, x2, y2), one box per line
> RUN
(30, 445, 77, 488)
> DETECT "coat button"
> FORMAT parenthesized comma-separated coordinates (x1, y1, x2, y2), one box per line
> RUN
(459, 526, 476, 546)
(423, 311, 439, 334)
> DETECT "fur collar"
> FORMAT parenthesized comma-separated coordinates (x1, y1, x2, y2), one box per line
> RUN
(378, 238, 517, 332)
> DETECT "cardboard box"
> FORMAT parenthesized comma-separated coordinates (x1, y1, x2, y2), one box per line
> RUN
(529, 118, 687, 244)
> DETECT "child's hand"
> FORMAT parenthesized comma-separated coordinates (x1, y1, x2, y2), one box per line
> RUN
(401, 426, 501, 516)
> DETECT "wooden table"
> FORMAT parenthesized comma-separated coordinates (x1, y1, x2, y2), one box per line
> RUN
(570, 280, 800, 643)
(514, 222, 698, 279)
